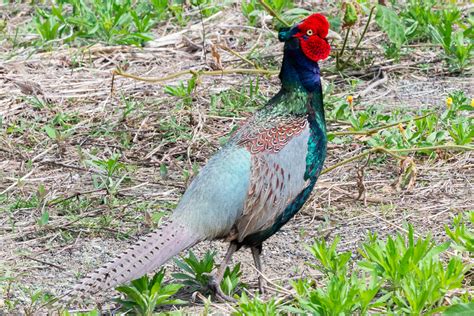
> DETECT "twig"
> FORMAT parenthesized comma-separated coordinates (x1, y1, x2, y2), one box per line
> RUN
(198, 5, 207, 64)
(219, 45, 260, 69)
(195, 292, 237, 313)
(339, 6, 376, 69)
(331, 186, 389, 204)
(336, 28, 351, 69)
(321, 145, 473, 175)
(23, 255, 65, 271)
(110, 71, 115, 96)
(112, 68, 278, 84)
(388, 145, 474, 153)
(258, 0, 290, 27)
(357, 71, 387, 98)
(248, 264, 293, 296)
(47, 188, 105, 206)
(356, 155, 370, 201)
(0, 169, 35, 195)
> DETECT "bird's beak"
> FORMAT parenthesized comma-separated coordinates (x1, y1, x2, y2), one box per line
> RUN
(326, 29, 342, 41)
(278, 25, 299, 42)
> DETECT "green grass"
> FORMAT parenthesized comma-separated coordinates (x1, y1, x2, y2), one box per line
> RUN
(28, 0, 221, 49)
(107, 214, 473, 315)
(324, 89, 473, 155)
(210, 78, 266, 117)
(114, 269, 185, 316)
(172, 250, 243, 296)
(375, 1, 472, 71)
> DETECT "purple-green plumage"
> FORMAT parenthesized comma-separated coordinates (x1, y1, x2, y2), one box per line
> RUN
(70, 13, 335, 301)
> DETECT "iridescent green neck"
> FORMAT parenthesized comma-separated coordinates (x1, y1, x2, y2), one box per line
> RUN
(267, 38, 325, 117)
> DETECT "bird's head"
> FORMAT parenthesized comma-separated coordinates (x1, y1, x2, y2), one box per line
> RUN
(278, 13, 339, 63)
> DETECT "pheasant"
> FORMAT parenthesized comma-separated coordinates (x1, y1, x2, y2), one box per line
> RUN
(72, 13, 336, 302)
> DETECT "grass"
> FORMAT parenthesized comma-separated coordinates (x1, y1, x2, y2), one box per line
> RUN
(51, 215, 472, 314)
(0, 0, 473, 315)
(324, 89, 473, 155)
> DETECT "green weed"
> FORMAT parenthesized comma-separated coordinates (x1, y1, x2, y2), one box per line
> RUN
(325, 88, 472, 154)
(157, 116, 193, 143)
(290, 274, 381, 315)
(87, 153, 130, 196)
(291, 237, 382, 315)
(284, 223, 469, 315)
(241, 0, 294, 26)
(305, 236, 351, 278)
(358, 225, 467, 314)
(0, 279, 54, 316)
(210, 78, 265, 117)
(233, 292, 280, 315)
(173, 250, 243, 296)
(191, 0, 219, 18)
(221, 263, 243, 296)
(32, 0, 161, 47)
(7, 195, 40, 211)
(445, 211, 474, 253)
(115, 269, 184, 316)
(374, 1, 473, 71)
(164, 76, 197, 108)
(173, 250, 216, 294)
(448, 120, 473, 145)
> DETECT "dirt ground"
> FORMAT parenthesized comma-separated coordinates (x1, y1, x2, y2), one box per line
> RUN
(0, 3, 473, 314)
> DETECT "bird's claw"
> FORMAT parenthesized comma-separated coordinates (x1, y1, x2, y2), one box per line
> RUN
(258, 276, 267, 295)
(208, 276, 236, 302)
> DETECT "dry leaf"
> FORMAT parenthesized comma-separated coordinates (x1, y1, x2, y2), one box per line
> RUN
(210, 44, 222, 70)
(144, 210, 153, 228)
(394, 157, 417, 191)
(12, 79, 43, 96)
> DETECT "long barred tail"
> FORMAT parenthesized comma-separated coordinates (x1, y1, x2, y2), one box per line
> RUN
(68, 220, 200, 301)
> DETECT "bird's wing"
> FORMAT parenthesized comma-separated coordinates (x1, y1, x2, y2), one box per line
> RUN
(235, 117, 311, 242)
(171, 145, 252, 240)
(70, 145, 253, 300)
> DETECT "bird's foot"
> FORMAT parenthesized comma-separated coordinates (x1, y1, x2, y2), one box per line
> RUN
(258, 276, 267, 295)
(208, 276, 236, 303)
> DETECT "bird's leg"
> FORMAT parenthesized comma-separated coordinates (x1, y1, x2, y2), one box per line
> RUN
(209, 241, 238, 302)
(251, 244, 266, 294)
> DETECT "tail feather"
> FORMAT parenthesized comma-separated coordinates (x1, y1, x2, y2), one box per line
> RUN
(70, 220, 200, 300)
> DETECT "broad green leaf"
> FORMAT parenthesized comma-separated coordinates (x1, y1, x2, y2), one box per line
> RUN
(375, 5, 406, 48)
(115, 285, 146, 306)
(444, 303, 474, 315)
(44, 125, 57, 139)
(38, 211, 49, 226)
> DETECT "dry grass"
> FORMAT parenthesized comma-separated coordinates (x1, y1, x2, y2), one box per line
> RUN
(0, 2, 472, 314)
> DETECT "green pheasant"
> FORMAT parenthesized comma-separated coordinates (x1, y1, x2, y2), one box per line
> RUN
(73, 13, 336, 301)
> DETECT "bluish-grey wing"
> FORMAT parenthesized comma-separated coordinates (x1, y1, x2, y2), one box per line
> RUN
(171, 145, 251, 239)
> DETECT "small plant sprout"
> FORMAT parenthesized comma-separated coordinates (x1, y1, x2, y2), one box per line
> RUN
(114, 269, 184, 316)
(445, 211, 474, 253)
(233, 292, 280, 315)
(173, 250, 243, 297)
(88, 153, 129, 197)
(172, 250, 216, 294)
(221, 263, 244, 297)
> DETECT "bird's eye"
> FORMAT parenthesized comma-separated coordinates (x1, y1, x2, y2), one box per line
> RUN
(306, 29, 313, 36)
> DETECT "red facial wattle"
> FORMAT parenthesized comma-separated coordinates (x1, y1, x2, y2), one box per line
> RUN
(294, 13, 331, 62)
